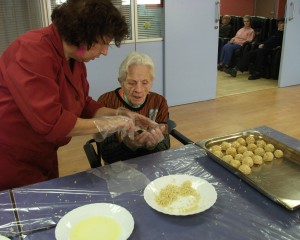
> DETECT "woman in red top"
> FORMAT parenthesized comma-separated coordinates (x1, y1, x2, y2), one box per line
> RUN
(0, 0, 155, 190)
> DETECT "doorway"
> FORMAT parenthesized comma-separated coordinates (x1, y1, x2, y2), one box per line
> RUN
(217, 0, 280, 98)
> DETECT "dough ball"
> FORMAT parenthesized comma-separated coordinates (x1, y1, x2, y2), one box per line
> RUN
(231, 141, 241, 149)
(222, 155, 234, 163)
(221, 141, 231, 151)
(239, 164, 252, 175)
(226, 147, 237, 157)
(211, 145, 222, 152)
(212, 150, 223, 158)
(247, 143, 257, 152)
(246, 135, 255, 145)
(263, 152, 274, 162)
(274, 149, 283, 158)
(242, 156, 254, 167)
(235, 153, 244, 162)
(254, 147, 265, 157)
(230, 159, 241, 169)
(236, 137, 246, 146)
(264, 143, 275, 152)
(238, 146, 248, 154)
(243, 150, 254, 158)
(253, 155, 263, 165)
(256, 140, 266, 148)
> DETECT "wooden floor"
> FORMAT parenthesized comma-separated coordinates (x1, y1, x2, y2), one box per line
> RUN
(58, 73, 300, 177)
(217, 70, 277, 97)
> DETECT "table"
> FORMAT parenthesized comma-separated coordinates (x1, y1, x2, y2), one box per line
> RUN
(0, 191, 19, 238)
(1, 126, 300, 240)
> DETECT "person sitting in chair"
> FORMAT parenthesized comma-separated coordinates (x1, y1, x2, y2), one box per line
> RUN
(225, 17, 285, 80)
(219, 15, 232, 38)
(218, 15, 255, 71)
(96, 52, 170, 164)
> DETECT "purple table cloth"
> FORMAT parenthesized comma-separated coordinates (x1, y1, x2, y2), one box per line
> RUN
(1, 126, 299, 240)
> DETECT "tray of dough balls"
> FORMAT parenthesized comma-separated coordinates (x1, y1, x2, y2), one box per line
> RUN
(196, 130, 300, 211)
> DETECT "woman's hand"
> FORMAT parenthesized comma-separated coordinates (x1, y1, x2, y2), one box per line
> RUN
(93, 116, 135, 141)
(123, 124, 166, 150)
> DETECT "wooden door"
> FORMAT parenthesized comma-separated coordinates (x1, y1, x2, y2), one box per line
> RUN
(255, 0, 277, 18)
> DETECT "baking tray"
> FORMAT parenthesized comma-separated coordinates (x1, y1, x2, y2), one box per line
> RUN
(196, 130, 300, 211)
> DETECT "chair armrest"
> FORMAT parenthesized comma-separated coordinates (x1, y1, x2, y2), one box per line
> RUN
(170, 129, 194, 145)
(273, 46, 281, 51)
(83, 139, 101, 168)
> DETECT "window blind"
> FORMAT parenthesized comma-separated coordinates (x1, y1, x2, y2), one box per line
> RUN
(0, 0, 44, 55)
(137, 4, 163, 40)
(0, 0, 163, 55)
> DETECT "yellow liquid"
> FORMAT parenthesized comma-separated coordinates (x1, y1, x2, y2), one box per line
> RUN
(70, 216, 121, 240)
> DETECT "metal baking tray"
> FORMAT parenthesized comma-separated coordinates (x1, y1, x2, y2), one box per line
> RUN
(196, 130, 300, 211)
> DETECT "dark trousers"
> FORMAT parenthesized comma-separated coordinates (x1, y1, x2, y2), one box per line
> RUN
(236, 48, 272, 74)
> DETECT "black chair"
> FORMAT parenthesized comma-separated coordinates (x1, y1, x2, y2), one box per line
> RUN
(263, 46, 282, 80)
(83, 119, 193, 168)
(229, 40, 254, 68)
(251, 16, 270, 44)
(244, 43, 282, 80)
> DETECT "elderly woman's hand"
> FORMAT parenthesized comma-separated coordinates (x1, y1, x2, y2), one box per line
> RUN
(116, 107, 159, 130)
(122, 124, 166, 150)
(143, 125, 165, 149)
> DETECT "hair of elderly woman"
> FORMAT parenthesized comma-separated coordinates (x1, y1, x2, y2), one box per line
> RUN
(243, 15, 251, 22)
(223, 15, 231, 21)
(118, 52, 155, 84)
(51, 0, 128, 49)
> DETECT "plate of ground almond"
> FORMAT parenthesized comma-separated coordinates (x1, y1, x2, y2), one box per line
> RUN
(143, 174, 217, 216)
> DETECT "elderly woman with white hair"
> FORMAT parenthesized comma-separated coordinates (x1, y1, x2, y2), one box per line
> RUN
(218, 15, 255, 71)
(97, 52, 169, 164)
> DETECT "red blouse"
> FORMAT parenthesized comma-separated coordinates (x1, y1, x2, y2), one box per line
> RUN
(0, 24, 101, 190)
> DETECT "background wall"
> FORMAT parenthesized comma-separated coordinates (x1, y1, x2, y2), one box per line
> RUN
(277, 0, 287, 18)
(220, 0, 286, 18)
(220, 0, 255, 16)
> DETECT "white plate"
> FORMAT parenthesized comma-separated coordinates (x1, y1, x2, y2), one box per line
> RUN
(55, 203, 134, 240)
(144, 174, 217, 216)
(0, 236, 10, 240)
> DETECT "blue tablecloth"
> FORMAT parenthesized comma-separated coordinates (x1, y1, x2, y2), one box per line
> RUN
(1, 126, 300, 240)
(0, 191, 18, 238)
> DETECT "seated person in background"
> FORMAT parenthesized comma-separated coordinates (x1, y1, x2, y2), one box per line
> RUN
(96, 52, 170, 164)
(219, 15, 232, 38)
(225, 18, 285, 80)
(218, 15, 255, 71)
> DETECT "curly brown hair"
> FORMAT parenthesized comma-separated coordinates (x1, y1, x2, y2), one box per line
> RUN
(51, 0, 128, 49)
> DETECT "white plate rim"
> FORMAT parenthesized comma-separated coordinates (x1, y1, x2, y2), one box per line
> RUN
(55, 203, 134, 240)
(143, 174, 217, 216)
(0, 235, 10, 240)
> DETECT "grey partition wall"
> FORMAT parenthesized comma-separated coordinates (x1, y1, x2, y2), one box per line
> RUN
(164, 0, 219, 106)
(86, 42, 164, 100)
(86, 44, 135, 99)
(279, 0, 300, 87)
